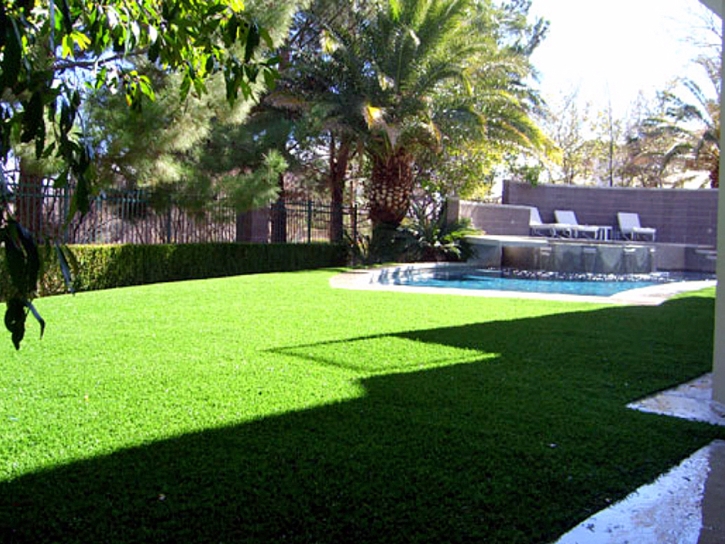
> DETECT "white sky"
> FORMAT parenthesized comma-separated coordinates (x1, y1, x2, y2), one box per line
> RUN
(528, 0, 719, 115)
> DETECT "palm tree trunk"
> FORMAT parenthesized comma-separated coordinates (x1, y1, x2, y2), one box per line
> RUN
(366, 149, 415, 262)
(368, 149, 414, 230)
(711, 163, 719, 188)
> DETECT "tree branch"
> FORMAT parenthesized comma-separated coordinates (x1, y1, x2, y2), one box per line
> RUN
(52, 50, 149, 74)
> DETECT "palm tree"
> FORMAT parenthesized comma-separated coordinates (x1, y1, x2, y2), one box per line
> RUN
(310, 0, 549, 253)
(352, 0, 485, 231)
(642, 56, 720, 188)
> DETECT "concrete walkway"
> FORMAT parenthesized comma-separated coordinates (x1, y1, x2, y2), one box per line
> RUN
(555, 375, 725, 544)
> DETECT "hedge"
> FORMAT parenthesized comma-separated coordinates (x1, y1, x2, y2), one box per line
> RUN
(1, 242, 347, 300)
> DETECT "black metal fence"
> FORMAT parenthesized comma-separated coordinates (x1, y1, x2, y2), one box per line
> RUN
(270, 200, 362, 244)
(3, 183, 363, 245)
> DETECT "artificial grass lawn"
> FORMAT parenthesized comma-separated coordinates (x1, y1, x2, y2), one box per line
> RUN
(1, 269, 723, 543)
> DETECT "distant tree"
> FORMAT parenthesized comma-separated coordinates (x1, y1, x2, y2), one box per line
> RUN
(614, 92, 677, 188)
(586, 98, 629, 187)
(539, 4, 722, 190)
(542, 91, 671, 188)
(541, 90, 593, 184)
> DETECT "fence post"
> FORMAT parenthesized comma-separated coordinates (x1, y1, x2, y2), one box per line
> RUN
(307, 199, 313, 243)
(351, 205, 358, 245)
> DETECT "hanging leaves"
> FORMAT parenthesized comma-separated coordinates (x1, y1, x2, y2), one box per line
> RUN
(3, 220, 40, 296)
(2, 220, 43, 350)
(4, 298, 27, 351)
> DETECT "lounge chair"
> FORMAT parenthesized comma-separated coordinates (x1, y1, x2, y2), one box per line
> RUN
(529, 207, 572, 237)
(617, 212, 656, 241)
(554, 210, 605, 239)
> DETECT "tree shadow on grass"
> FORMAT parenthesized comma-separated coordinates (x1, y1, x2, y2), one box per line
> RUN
(2, 297, 723, 544)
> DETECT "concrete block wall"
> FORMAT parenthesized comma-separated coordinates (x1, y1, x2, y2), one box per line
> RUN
(502, 181, 718, 246)
(449, 199, 531, 236)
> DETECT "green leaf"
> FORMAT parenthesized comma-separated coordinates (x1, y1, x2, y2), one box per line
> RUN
(21, 91, 46, 153)
(61, 33, 74, 58)
(227, 0, 245, 13)
(54, 168, 70, 189)
(18, 225, 40, 295)
(4, 298, 27, 351)
(205, 55, 215, 74)
(73, 169, 92, 215)
(55, 243, 78, 294)
(71, 30, 91, 51)
(225, 17, 239, 47)
(129, 21, 141, 47)
(138, 75, 156, 101)
(389, 0, 402, 22)
(193, 77, 207, 97)
(244, 21, 260, 62)
(25, 300, 46, 340)
(263, 68, 278, 92)
(179, 73, 192, 101)
(59, 97, 76, 134)
(0, 17, 22, 91)
(148, 24, 158, 44)
(3, 220, 41, 297)
(3, 226, 27, 294)
(59, 0, 73, 34)
(259, 27, 274, 49)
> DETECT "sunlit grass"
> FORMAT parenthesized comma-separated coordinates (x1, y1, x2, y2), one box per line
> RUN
(1, 271, 722, 543)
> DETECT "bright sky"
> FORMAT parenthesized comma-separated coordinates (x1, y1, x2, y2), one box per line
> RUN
(529, 0, 719, 115)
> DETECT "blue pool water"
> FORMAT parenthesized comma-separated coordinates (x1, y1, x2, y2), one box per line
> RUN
(387, 270, 715, 297)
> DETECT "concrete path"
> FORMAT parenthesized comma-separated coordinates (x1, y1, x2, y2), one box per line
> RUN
(555, 375, 725, 544)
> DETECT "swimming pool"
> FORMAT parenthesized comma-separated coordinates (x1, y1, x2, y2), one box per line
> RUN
(378, 267, 716, 298)
(329, 264, 717, 304)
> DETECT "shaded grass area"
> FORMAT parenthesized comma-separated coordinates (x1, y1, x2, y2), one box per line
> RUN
(1, 271, 723, 543)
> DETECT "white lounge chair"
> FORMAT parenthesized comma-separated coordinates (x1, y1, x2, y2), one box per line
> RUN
(554, 210, 603, 239)
(617, 212, 656, 241)
(529, 207, 572, 237)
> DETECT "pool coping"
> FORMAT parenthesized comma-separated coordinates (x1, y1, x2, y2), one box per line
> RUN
(329, 263, 716, 306)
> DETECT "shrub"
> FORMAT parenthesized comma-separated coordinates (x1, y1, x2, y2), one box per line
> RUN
(357, 200, 477, 265)
(400, 200, 477, 262)
(1, 242, 346, 299)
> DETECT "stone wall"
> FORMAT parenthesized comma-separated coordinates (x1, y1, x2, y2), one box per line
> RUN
(501, 181, 718, 246)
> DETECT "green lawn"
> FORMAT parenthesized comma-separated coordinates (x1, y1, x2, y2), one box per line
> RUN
(1, 270, 723, 543)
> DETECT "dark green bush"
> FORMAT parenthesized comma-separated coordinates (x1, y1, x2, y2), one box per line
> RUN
(1, 243, 346, 299)
(359, 200, 477, 265)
